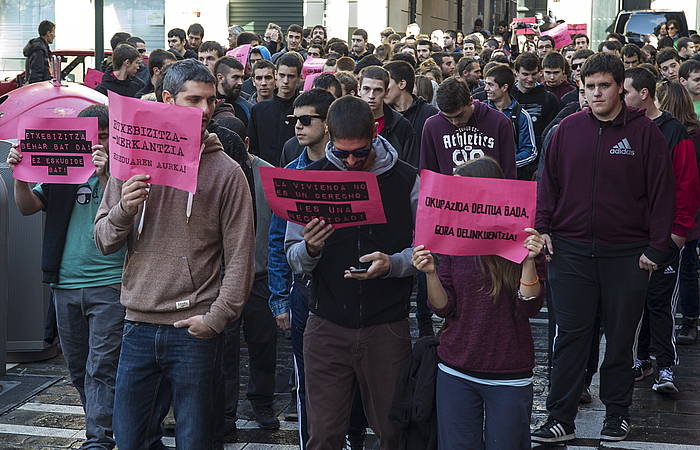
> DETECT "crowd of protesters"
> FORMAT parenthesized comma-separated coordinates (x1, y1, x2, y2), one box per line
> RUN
(11, 15, 700, 450)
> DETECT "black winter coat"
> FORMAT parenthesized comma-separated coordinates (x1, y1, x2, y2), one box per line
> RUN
(23, 37, 51, 83)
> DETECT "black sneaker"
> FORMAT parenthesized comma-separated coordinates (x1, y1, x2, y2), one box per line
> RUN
(531, 417, 575, 443)
(652, 367, 679, 394)
(633, 359, 653, 381)
(677, 317, 698, 345)
(600, 415, 630, 441)
(253, 405, 280, 430)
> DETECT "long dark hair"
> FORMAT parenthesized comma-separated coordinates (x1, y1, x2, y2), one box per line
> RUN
(656, 81, 700, 135)
(454, 157, 521, 303)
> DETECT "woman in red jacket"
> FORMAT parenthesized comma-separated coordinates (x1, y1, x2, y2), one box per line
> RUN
(412, 156, 545, 449)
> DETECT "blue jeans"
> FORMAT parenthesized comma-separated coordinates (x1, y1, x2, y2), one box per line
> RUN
(53, 286, 124, 449)
(436, 369, 533, 450)
(679, 239, 700, 319)
(113, 321, 222, 450)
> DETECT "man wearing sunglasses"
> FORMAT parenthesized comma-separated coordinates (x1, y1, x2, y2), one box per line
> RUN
(667, 19, 681, 41)
(285, 96, 419, 450)
(560, 49, 594, 107)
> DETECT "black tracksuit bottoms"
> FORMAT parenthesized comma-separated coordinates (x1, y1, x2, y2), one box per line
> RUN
(546, 238, 649, 428)
(637, 247, 681, 368)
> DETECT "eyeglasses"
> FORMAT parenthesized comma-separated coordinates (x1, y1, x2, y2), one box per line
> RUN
(571, 63, 583, 70)
(137, 48, 146, 54)
(668, 26, 677, 30)
(331, 145, 372, 159)
(538, 44, 553, 49)
(286, 114, 323, 126)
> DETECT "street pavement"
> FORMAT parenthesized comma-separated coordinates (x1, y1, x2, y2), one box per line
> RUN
(0, 305, 698, 449)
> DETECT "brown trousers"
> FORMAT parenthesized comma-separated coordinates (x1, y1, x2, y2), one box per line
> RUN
(303, 315, 411, 450)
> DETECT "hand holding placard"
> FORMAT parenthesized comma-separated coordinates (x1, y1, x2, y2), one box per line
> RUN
(120, 174, 151, 216)
(303, 218, 335, 256)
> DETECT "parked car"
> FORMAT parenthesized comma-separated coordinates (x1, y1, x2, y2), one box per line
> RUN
(615, 10, 688, 46)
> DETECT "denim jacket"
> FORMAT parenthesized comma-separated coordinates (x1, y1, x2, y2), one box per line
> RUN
(485, 98, 537, 168)
(267, 148, 314, 317)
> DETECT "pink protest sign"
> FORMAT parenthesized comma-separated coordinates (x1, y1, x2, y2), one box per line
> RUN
(542, 22, 573, 49)
(108, 91, 203, 194)
(226, 44, 250, 70)
(568, 24, 588, 36)
(14, 116, 98, 184)
(513, 16, 537, 35)
(414, 170, 537, 263)
(303, 72, 323, 91)
(259, 167, 387, 229)
(84, 68, 103, 89)
(302, 58, 326, 79)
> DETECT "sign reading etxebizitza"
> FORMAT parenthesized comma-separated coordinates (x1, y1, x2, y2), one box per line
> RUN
(108, 91, 203, 194)
(259, 167, 387, 229)
(14, 116, 98, 184)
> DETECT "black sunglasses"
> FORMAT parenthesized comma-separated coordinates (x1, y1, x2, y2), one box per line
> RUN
(571, 63, 583, 70)
(286, 114, 323, 126)
(137, 48, 146, 53)
(331, 145, 372, 159)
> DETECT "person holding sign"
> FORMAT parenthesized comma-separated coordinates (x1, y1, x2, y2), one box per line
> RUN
(533, 53, 676, 443)
(413, 157, 545, 450)
(285, 96, 419, 450)
(7, 105, 124, 449)
(94, 59, 255, 449)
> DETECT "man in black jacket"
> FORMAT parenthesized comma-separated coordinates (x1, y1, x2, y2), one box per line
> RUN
(286, 96, 419, 450)
(96, 43, 142, 98)
(23, 20, 54, 83)
(248, 52, 302, 166)
(358, 66, 419, 167)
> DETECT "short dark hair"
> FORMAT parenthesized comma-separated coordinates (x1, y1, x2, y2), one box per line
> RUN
(335, 72, 358, 96)
(237, 32, 259, 46)
(485, 64, 514, 89)
(621, 44, 643, 60)
(308, 43, 325, 57)
(678, 37, 692, 51)
(463, 38, 478, 48)
(148, 49, 177, 77)
(353, 28, 368, 41)
(326, 42, 348, 58)
(667, 19, 680, 30)
(287, 24, 303, 35)
(167, 28, 186, 42)
(38, 20, 55, 37)
(658, 36, 675, 49)
(359, 65, 390, 89)
(625, 67, 657, 98)
(432, 52, 454, 67)
(199, 41, 225, 58)
(384, 60, 415, 93)
(572, 33, 590, 44)
(327, 96, 374, 141)
(539, 35, 555, 47)
(657, 48, 681, 66)
(253, 60, 276, 74)
(444, 29, 457, 39)
(187, 23, 204, 38)
(580, 52, 625, 85)
(457, 56, 479, 75)
(354, 54, 383, 75)
(78, 104, 109, 130)
(312, 73, 342, 98)
(514, 52, 540, 72)
(336, 56, 356, 72)
(312, 25, 327, 38)
(680, 59, 700, 80)
(126, 36, 145, 47)
(639, 62, 661, 80)
(294, 88, 336, 117)
(276, 52, 303, 74)
(162, 59, 216, 100)
(391, 52, 417, 68)
(542, 51, 566, 70)
(416, 39, 432, 48)
(598, 40, 622, 53)
(113, 43, 140, 70)
(214, 56, 244, 76)
(110, 32, 131, 50)
(436, 77, 471, 113)
(606, 32, 626, 44)
(572, 49, 595, 61)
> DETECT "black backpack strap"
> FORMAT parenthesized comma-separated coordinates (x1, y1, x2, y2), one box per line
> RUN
(510, 102, 522, 146)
